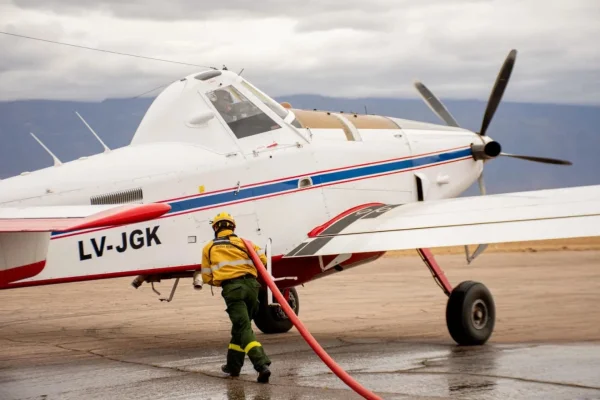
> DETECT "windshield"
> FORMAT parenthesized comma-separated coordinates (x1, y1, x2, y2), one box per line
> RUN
(207, 85, 281, 139)
(240, 80, 290, 120)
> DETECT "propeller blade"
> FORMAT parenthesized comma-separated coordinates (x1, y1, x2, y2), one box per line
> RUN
(500, 152, 572, 165)
(465, 244, 489, 264)
(414, 81, 461, 127)
(463, 174, 488, 264)
(480, 49, 517, 136)
(477, 172, 487, 195)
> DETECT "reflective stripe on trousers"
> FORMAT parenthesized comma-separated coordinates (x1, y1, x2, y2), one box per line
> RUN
(229, 341, 262, 353)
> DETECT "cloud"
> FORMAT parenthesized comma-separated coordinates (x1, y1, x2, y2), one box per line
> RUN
(11, 0, 394, 21)
(1, 0, 599, 104)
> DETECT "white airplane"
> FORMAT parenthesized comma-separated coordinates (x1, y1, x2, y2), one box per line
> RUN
(1, 49, 599, 346)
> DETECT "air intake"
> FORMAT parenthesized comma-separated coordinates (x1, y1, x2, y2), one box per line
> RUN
(90, 188, 144, 205)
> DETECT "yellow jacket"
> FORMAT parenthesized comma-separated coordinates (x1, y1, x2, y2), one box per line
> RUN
(199, 229, 267, 287)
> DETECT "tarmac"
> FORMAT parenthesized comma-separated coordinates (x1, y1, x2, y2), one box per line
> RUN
(1, 250, 600, 399)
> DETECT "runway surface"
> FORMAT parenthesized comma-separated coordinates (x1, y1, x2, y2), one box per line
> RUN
(2, 251, 599, 399)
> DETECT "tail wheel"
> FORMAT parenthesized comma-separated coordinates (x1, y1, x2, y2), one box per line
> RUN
(254, 287, 299, 334)
(446, 281, 495, 345)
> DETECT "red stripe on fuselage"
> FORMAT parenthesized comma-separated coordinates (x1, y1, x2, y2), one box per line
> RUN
(0, 251, 385, 290)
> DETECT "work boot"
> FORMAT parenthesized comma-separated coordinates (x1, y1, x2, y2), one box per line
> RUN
(221, 364, 240, 377)
(256, 365, 271, 383)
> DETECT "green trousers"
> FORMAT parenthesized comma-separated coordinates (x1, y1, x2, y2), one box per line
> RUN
(221, 276, 271, 373)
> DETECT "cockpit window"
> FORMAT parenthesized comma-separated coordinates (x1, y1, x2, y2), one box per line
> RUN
(240, 80, 290, 120)
(207, 85, 281, 139)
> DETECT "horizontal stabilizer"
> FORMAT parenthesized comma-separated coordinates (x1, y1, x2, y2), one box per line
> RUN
(0, 203, 171, 287)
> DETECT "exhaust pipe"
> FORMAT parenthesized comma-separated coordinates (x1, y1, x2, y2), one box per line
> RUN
(471, 141, 501, 161)
(193, 270, 203, 290)
(131, 275, 146, 289)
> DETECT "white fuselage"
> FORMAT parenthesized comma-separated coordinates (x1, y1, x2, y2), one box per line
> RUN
(0, 70, 484, 287)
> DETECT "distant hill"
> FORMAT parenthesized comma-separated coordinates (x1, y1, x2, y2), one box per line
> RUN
(1, 95, 598, 196)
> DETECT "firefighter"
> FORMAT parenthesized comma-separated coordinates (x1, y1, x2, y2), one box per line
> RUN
(194, 212, 272, 383)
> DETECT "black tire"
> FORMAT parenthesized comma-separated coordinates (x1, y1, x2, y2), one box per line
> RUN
(446, 281, 495, 345)
(254, 287, 300, 334)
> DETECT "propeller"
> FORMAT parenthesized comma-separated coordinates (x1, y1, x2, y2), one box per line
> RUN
(413, 48, 573, 170)
(413, 48, 573, 263)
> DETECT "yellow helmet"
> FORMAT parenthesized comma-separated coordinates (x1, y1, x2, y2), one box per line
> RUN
(212, 212, 236, 229)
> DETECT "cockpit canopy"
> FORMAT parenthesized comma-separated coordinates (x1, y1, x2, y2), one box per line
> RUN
(131, 69, 302, 152)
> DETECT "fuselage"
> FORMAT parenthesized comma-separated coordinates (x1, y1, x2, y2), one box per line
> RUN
(0, 69, 484, 289)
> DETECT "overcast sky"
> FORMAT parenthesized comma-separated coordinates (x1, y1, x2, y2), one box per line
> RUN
(1, 0, 599, 104)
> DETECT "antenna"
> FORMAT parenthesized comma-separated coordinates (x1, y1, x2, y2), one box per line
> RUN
(0, 31, 211, 69)
(75, 111, 111, 153)
(238, 68, 245, 76)
(364, 105, 368, 115)
(30, 132, 62, 166)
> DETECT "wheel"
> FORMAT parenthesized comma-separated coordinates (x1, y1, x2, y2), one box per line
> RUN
(446, 281, 495, 345)
(254, 287, 299, 334)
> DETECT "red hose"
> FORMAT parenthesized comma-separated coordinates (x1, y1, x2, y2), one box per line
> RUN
(242, 239, 383, 400)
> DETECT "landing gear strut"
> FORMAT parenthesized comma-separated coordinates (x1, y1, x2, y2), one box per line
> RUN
(418, 248, 496, 345)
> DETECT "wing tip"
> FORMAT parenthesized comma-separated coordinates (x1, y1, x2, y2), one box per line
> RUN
(67, 203, 171, 231)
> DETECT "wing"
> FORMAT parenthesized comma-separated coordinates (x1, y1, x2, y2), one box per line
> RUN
(0, 203, 171, 286)
(285, 185, 600, 258)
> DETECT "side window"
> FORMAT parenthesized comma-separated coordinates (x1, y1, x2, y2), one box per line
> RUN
(207, 86, 281, 139)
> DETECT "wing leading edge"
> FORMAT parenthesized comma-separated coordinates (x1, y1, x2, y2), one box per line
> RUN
(0, 203, 171, 232)
(285, 185, 600, 258)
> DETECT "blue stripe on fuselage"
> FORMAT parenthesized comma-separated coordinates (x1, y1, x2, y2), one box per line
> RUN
(50, 147, 471, 237)
(169, 179, 298, 214)
(315, 147, 470, 186)
(168, 147, 471, 214)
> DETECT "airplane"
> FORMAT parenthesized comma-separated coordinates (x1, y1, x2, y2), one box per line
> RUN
(1, 49, 599, 346)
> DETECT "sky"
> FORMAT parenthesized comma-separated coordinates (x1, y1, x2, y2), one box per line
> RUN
(0, 0, 599, 104)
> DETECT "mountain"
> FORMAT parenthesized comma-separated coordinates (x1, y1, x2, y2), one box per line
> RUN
(0, 98, 154, 179)
(1, 95, 598, 196)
